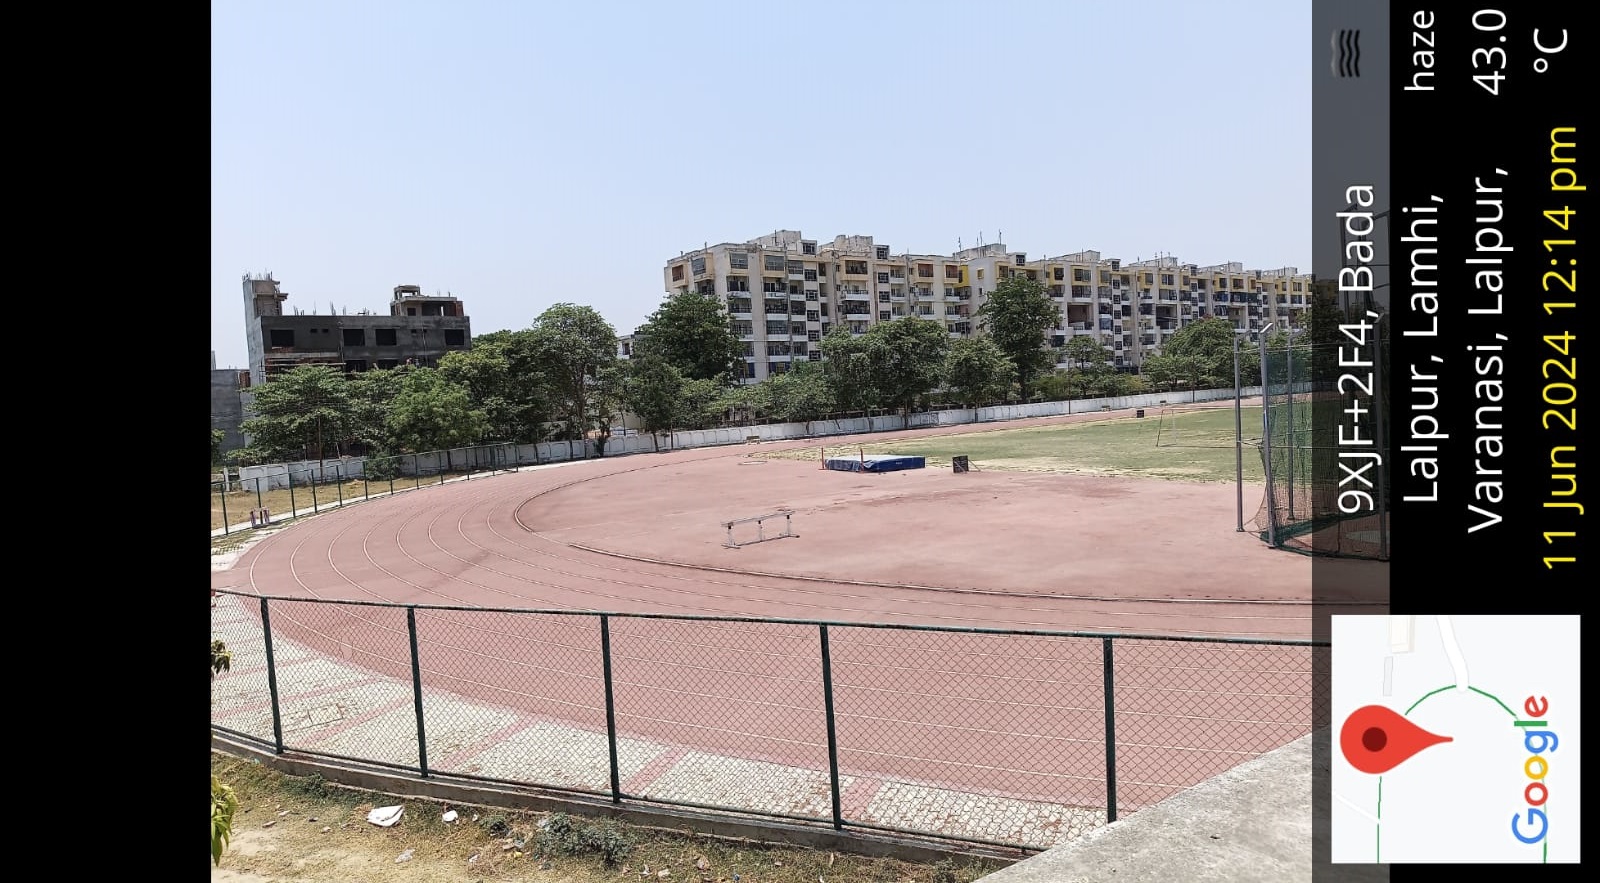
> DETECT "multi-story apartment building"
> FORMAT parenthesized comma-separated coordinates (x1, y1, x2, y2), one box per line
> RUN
(243, 275, 473, 384)
(662, 232, 1312, 382)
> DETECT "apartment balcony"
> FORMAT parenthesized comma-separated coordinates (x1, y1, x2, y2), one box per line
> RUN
(787, 264, 806, 281)
(766, 312, 791, 322)
(890, 292, 907, 301)
(1048, 286, 1065, 298)
(842, 289, 872, 301)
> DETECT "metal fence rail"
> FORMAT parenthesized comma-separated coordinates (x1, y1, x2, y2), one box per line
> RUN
(210, 590, 1326, 851)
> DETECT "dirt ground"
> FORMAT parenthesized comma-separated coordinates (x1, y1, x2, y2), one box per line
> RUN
(211, 753, 1008, 883)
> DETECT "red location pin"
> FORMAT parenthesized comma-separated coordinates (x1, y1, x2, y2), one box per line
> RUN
(1340, 705, 1452, 774)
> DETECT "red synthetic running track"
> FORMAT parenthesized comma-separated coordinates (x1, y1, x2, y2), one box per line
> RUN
(214, 408, 1362, 813)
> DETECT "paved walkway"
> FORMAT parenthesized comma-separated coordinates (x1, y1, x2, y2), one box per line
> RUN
(210, 590, 1105, 849)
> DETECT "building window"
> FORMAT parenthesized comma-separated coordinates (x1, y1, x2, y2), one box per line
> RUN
(376, 359, 399, 369)
(407, 308, 417, 315)
(444, 329, 466, 346)
(375, 328, 398, 346)
(344, 359, 368, 372)
(878, 292, 890, 303)
(802, 242, 816, 255)
(672, 265, 685, 281)
(268, 329, 295, 347)
(691, 257, 707, 275)
(766, 320, 788, 335)
(730, 252, 749, 270)
(878, 310, 891, 321)
(764, 255, 785, 272)
(342, 328, 365, 346)
(875, 246, 890, 260)
(917, 264, 933, 278)
(844, 260, 867, 275)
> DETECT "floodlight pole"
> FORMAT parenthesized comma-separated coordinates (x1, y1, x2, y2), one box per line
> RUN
(1234, 333, 1244, 532)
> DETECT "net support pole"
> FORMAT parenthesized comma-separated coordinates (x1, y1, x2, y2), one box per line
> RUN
(1285, 327, 1296, 521)
(1372, 317, 1389, 560)
(1234, 334, 1244, 532)
(1259, 324, 1278, 546)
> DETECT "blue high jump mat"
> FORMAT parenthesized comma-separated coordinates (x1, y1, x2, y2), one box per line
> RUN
(824, 454, 927, 473)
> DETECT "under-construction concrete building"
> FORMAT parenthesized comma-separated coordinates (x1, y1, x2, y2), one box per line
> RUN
(242, 274, 473, 385)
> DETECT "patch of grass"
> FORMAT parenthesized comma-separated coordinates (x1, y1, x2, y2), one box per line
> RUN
(210, 750, 1011, 883)
(772, 407, 1267, 482)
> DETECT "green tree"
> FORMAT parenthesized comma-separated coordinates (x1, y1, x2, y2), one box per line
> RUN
(977, 275, 1059, 400)
(618, 354, 687, 448)
(944, 337, 1014, 416)
(1140, 354, 1180, 391)
(589, 364, 627, 457)
(864, 315, 949, 418)
(681, 377, 734, 430)
(529, 304, 618, 442)
(384, 367, 487, 453)
(211, 429, 225, 465)
(1061, 334, 1111, 373)
(439, 331, 551, 443)
(1035, 371, 1075, 402)
(755, 362, 834, 430)
(240, 365, 354, 462)
(211, 639, 236, 865)
(345, 365, 408, 451)
(633, 290, 743, 382)
(819, 327, 881, 414)
(1160, 317, 1255, 389)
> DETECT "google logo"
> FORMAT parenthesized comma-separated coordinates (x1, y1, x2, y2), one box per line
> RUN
(1511, 695, 1557, 846)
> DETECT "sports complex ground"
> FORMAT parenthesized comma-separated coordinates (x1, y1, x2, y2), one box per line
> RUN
(211, 400, 1385, 849)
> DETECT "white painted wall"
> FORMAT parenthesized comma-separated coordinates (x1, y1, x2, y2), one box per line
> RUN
(222, 384, 1290, 491)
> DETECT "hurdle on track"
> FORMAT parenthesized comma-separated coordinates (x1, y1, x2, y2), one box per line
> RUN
(723, 511, 797, 548)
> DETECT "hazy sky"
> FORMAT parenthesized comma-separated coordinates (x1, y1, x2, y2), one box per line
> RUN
(212, 0, 1310, 368)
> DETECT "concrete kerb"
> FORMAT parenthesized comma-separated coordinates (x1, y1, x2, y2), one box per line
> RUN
(973, 734, 1316, 883)
(210, 732, 1029, 867)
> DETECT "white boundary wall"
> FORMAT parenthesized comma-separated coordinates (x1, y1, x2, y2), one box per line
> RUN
(229, 384, 1274, 490)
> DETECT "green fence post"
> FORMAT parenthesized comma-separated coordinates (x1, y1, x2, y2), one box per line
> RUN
(414, 453, 421, 490)
(218, 482, 229, 535)
(363, 462, 370, 501)
(261, 598, 285, 754)
(255, 476, 264, 513)
(820, 624, 844, 830)
(439, 450, 446, 486)
(310, 468, 319, 514)
(388, 458, 396, 497)
(407, 607, 430, 777)
(1103, 637, 1117, 823)
(600, 615, 622, 803)
(286, 469, 297, 518)
(335, 465, 344, 507)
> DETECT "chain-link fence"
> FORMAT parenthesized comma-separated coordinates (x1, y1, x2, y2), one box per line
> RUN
(211, 591, 1325, 851)
(210, 444, 530, 536)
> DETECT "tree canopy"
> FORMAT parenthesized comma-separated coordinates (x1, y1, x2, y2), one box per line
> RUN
(633, 290, 742, 382)
(977, 275, 1058, 400)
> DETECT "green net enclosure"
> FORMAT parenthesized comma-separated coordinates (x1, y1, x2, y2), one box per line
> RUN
(1248, 336, 1389, 559)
